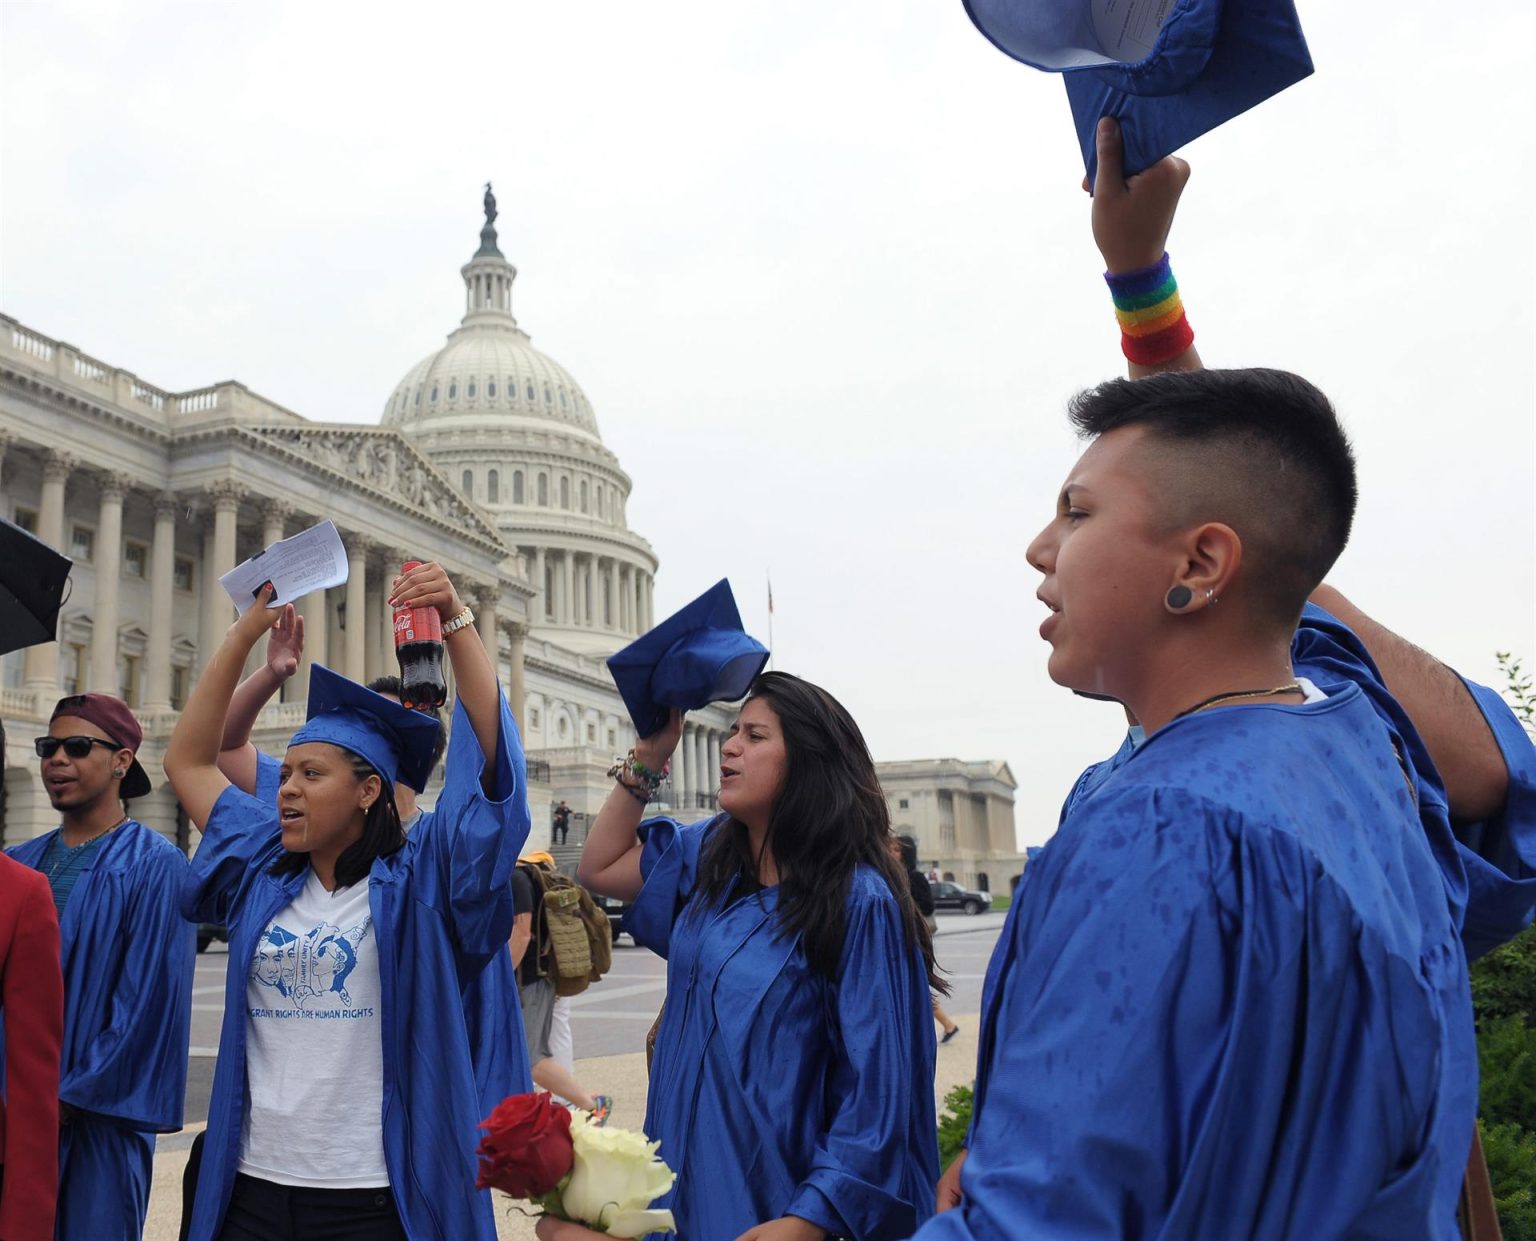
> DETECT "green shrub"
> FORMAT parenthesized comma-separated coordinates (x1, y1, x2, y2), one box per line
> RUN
(1472, 923, 1536, 1027)
(1480, 1013, 1536, 1133)
(937, 1083, 973, 1172)
(1482, 1121, 1536, 1241)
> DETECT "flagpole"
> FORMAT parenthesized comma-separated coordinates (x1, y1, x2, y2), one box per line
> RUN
(767, 571, 775, 670)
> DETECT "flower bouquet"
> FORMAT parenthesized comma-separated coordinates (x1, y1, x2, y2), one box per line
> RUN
(477, 1092, 676, 1237)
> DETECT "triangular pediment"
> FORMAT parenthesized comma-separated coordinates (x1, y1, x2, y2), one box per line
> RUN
(243, 423, 504, 548)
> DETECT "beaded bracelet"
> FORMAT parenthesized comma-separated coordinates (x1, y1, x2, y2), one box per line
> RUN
(606, 749, 668, 804)
(1105, 253, 1194, 366)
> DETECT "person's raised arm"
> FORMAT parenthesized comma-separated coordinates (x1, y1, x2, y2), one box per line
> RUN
(576, 710, 684, 903)
(1310, 585, 1510, 823)
(217, 603, 304, 793)
(389, 561, 503, 797)
(508, 909, 532, 970)
(1087, 117, 1203, 378)
(164, 585, 285, 827)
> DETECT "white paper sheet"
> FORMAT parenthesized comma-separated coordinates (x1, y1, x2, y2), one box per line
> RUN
(219, 519, 349, 611)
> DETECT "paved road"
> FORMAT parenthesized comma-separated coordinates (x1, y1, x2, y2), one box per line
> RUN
(171, 909, 1006, 1151)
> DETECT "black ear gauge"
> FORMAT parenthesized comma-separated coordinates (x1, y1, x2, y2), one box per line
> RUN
(1166, 585, 1193, 609)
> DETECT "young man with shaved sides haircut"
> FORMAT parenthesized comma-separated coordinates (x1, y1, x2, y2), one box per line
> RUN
(921, 119, 1533, 1240)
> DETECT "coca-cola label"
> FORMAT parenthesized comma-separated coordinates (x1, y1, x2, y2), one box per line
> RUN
(393, 605, 442, 648)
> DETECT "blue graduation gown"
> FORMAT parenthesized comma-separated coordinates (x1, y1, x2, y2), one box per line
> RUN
(1291, 604, 1536, 957)
(1062, 603, 1536, 958)
(625, 816, 938, 1240)
(5, 820, 195, 1241)
(919, 686, 1476, 1240)
(183, 693, 528, 1241)
(254, 750, 533, 1124)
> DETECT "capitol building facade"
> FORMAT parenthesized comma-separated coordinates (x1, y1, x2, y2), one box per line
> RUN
(0, 197, 1022, 887)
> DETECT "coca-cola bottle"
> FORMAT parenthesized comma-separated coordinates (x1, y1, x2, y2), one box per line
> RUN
(394, 560, 447, 710)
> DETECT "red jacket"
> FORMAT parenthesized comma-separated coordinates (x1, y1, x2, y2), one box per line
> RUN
(0, 853, 62, 1241)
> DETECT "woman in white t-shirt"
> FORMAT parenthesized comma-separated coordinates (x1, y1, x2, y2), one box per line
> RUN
(166, 570, 527, 1241)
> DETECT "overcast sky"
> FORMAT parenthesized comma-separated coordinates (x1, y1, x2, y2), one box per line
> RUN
(2, 1, 1532, 844)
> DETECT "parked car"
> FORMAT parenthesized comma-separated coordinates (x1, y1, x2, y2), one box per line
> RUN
(931, 882, 990, 916)
(196, 923, 228, 953)
(593, 892, 631, 943)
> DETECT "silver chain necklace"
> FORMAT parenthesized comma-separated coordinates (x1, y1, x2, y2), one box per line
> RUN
(44, 816, 128, 881)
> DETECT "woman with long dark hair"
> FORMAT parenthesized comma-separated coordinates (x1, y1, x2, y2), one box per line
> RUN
(565, 671, 943, 1241)
(164, 572, 526, 1241)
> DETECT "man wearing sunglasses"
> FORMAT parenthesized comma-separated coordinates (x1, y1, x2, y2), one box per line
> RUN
(6, 692, 195, 1241)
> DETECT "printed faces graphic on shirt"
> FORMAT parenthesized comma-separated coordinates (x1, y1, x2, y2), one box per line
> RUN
(251, 916, 372, 1012)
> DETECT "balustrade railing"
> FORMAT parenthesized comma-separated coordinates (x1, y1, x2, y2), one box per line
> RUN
(7, 322, 54, 362)
(175, 387, 222, 414)
(71, 352, 109, 383)
(0, 687, 42, 718)
(131, 381, 167, 411)
(254, 701, 308, 731)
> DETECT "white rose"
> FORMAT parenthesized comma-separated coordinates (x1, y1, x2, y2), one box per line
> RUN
(559, 1114, 677, 1238)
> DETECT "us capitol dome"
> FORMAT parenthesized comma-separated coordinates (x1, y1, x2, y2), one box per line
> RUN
(382, 185, 658, 658)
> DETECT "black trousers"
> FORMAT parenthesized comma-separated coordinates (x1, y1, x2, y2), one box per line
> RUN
(216, 1172, 407, 1241)
(179, 1129, 205, 1241)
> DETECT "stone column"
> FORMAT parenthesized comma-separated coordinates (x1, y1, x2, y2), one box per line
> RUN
(198, 482, 243, 678)
(606, 559, 620, 630)
(618, 565, 632, 632)
(634, 573, 645, 635)
(24, 452, 73, 691)
(142, 492, 178, 713)
(707, 731, 722, 803)
(374, 549, 404, 683)
(584, 556, 598, 627)
(695, 727, 711, 806)
(342, 536, 369, 681)
(88, 473, 129, 692)
(0, 429, 11, 510)
(475, 585, 500, 671)
(645, 575, 655, 630)
(673, 724, 690, 810)
(299, 587, 329, 688)
(533, 547, 548, 623)
(561, 551, 574, 626)
(366, 571, 386, 683)
(506, 620, 527, 738)
(260, 500, 289, 551)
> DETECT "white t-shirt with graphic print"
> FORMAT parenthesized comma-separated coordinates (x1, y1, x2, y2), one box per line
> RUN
(238, 871, 388, 1188)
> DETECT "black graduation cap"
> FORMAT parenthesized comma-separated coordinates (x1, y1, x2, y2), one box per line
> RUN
(964, 0, 1313, 181)
(607, 579, 770, 739)
(0, 517, 72, 657)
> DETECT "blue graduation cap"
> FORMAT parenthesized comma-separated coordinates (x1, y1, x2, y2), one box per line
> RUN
(607, 579, 770, 739)
(290, 664, 443, 793)
(963, 0, 1313, 182)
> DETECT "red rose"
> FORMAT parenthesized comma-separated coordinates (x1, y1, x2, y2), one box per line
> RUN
(476, 1092, 575, 1198)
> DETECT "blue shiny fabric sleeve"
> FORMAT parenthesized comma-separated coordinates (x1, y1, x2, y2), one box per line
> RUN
(180, 783, 285, 926)
(916, 781, 1468, 1240)
(785, 881, 940, 1239)
(1295, 603, 1536, 956)
(254, 748, 281, 804)
(411, 692, 528, 960)
(622, 815, 714, 959)
(1455, 678, 1536, 955)
(58, 833, 195, 1130)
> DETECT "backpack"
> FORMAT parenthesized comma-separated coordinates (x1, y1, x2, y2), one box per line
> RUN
(520, 862, 612, 997)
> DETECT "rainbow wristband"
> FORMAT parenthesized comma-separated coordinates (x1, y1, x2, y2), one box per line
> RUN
(1106, 253, 1194, 366)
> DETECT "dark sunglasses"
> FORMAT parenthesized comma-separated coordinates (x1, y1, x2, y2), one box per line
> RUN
(34, 735, 123, 760)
